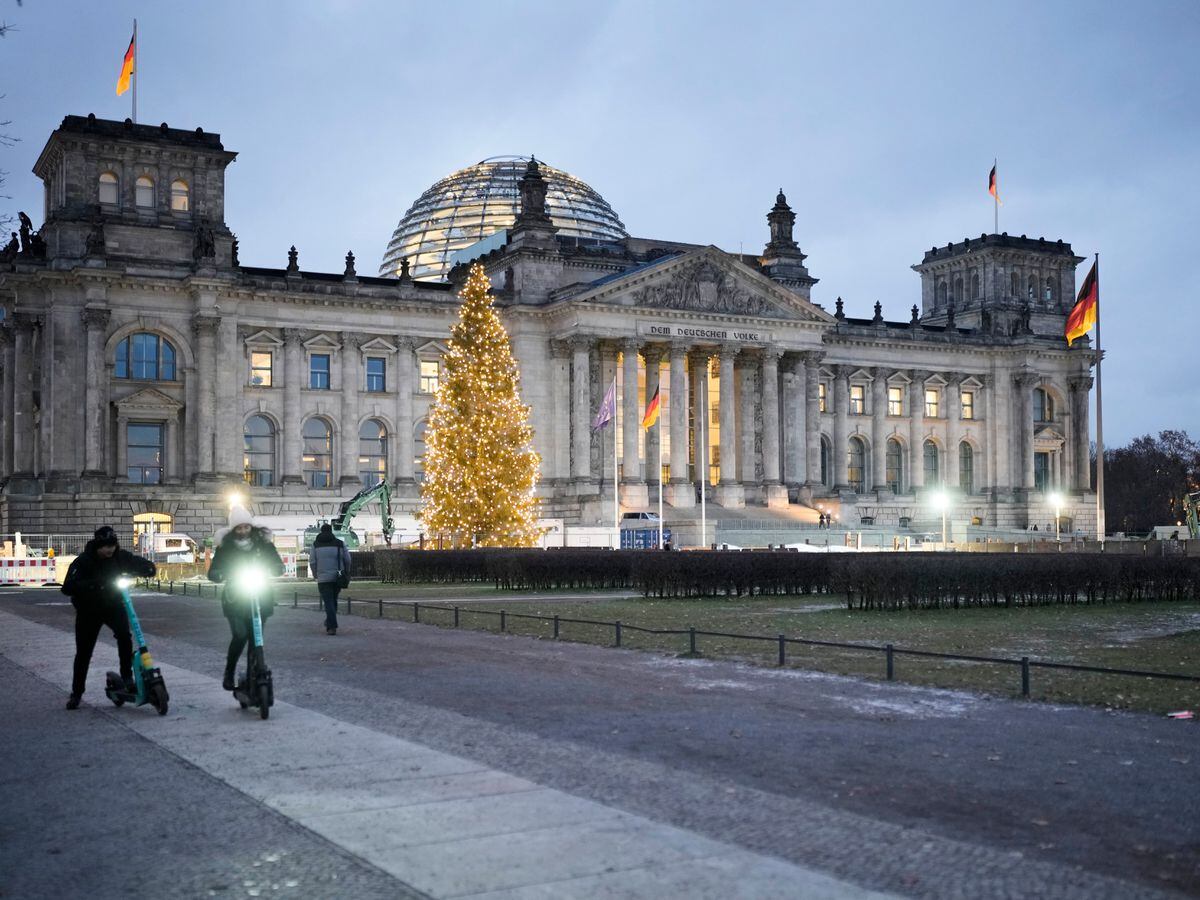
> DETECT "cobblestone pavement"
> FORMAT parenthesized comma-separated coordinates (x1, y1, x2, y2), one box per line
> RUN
(2, 587, 1196, 899)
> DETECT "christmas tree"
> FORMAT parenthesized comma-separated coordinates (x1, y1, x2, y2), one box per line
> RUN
(420, 263, 541, 547)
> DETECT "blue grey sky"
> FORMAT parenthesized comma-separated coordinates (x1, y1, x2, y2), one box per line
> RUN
(2, 1, 1196, 445)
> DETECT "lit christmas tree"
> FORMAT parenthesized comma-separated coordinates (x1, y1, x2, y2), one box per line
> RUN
(420, 263, 541, 547)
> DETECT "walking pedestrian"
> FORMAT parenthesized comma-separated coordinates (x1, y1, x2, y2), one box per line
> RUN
(208, 506, 284, 690)
(308, 523, 351, 635)
(60, 526, 156, 709)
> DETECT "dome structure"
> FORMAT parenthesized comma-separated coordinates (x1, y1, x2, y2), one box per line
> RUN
(379, 156, 627, 282)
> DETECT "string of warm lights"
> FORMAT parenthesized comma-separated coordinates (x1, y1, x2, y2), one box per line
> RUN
(419, 263, 542, 547)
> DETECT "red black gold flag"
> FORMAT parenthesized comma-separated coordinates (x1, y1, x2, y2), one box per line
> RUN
(117, 34, 135, 96)
(1065, 260, 1098, 346)
(641, 387, 661, 428)
(988, 164, 1002, 205)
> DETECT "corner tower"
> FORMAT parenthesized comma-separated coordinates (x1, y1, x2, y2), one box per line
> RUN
(759, 190, 817, 300)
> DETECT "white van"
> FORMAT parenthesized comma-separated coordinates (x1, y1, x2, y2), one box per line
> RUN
(145, 533, 199, 563)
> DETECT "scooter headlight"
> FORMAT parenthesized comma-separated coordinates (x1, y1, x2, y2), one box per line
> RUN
(234, 567, 268, 594)
(115, 577, 133, 590)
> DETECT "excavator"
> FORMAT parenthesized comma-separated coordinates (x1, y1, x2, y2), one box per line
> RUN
(303, 481, 395, 550)
(1184, 491, 1200, 540)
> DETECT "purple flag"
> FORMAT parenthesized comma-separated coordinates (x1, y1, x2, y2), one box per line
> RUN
(592, 377, 616, 430)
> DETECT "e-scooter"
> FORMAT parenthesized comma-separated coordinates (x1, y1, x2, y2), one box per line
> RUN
(104, 577, 169, 715)
(230, 567, 273, 720)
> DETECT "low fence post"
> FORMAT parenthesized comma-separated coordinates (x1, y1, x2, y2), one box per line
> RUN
(169, 581, 174, 595)
(615, 621, 622, 648)
(689, 626, 696, 655)
(378, 597, 383, 618)
(886, 643, 894, 681)
(454, 606, 460, 628)
(553, 614, 559, 639)
(413, 602, 420, 623)
(293, 591, 298, 608)
(778, 634, 786, 667)
(500, 610, 506, 632)
(346, 595, 351, 615)
(1021, 657, 1031, 697)
(181, 582, 186, 596)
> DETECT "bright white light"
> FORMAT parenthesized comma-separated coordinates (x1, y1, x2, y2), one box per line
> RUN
(233, 567, 267, 594)
(227, 490, 245, 509)
(1049, 492, 1064, 509)
(115, 577, 133, 590)
(931, 491, 949, 511)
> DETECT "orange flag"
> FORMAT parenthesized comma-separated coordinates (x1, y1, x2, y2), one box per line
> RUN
(988, 164, 1002, 205)
(117, 34, 135, 96)
(1065, 260, 1098, 346)
(641, 387, 661, 428)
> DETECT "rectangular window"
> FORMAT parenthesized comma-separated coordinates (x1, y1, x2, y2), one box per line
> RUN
(127, 423, 164, 484)
(420, 359, 440, 394)
(849, 385, 865, 415)
(309, 354, 330, 390)
(818, 382, 827, 413)
(1034, 451, 1050, 492)
(250, 351, 273, 387)
(366, 357, 386, 393)
(961, 390, 975, 420)
(887, 386, 903, 416)
(925, 388, 940, 419)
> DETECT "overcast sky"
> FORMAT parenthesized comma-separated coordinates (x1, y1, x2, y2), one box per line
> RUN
(1, 0, 1196, 445)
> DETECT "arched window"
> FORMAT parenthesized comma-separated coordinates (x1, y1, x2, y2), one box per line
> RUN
(959, 442, 974, 494)
(936, 281, 947, 308)
(886, 439, 903, 493)
(243, 415, 275, 487)
(170, 179, 190, 212)
(1010, 272, 1020, 298)
(114, 333, 177, 380)
(302, 418, 333, 488)
(1027, 275, 1037, 301)
(1044, 277, 1055, 305)
(971, 272, 980, 300)
(847, 436, 866, 492)
(135, 175, 155, 208)
(923, 440, 940, 484)
(359, 419, 387, 487)
(1033, 387, 1053, 422)
(819, 436, 831, 487)
(953, 277, 963, 303)
(99, 171, 119, 206)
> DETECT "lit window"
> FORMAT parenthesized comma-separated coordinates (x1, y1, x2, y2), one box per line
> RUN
(135, 176, 154, 208)
(243, 415, 275, 486)
(358, 419, 387, 487)
(849, 385, 865, 415)
(420, 359, 440, 394)
(309, 354, 331, 390)
(923, 440, 939, 483)
(886, 439, 903, 492)
(115, 333, 176, 381)
(961, 390, 975, 420)
(170, 179, 189, 212)
(847, 436, 866, 492)
(818, 382, 827, 413)
(99, 172, 118, 205)
(887, 386, 903, 416)
(302, 418, 333, 488)
(925, 388, 940, 418)
(250, 352, 273, 387)
(127, 423, 164, 484)
(366, 357, 386, 393)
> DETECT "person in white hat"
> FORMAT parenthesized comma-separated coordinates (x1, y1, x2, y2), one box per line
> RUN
(207, 506, 284, 690)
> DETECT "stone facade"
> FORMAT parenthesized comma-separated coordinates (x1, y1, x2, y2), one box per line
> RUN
(0, 115, 1099, 539)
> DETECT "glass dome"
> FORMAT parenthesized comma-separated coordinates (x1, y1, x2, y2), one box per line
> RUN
(379, 156, 627, 281)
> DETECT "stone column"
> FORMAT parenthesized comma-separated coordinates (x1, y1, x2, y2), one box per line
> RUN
(280, 329, 305, 488)
(339, 333, 362, 490)
(10, 314, 38, 476)
(690, 351, 711, 486)
(666, 342, 693, 507)
(570, 337, 592, 482)
(870, 367, 887, 493)
(643, 345, 664, 487)
(1014, 373, 1038, 490)
(803, 352, 821, 488)
(165, 413, 180, 483)
(781, 356, 800, 486)
(761, 349, 786, 508)
(0, 326, 12, 477)
(81, 308, 111, 477)
(945, 373, 963, 490)
(737, 354, 756, 485)
(1069, 375, 1092, 492)
(832, 365, 850, 490)
(908, 371, 927, 490)
(716, 348, 744, 508)
(116, 414, 129, 481)
(991, 368, 1012, 491)
(191, 315, 219, 478)
(620, 339, 641, 482)
(215, 317, 241, 477)
(395, 337, 417, 487)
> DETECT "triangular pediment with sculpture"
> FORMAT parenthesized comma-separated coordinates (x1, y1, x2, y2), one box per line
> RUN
(569, 247, 834, 324)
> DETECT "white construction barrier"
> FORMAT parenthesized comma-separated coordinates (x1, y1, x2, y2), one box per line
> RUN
(0, 558, 59, 585)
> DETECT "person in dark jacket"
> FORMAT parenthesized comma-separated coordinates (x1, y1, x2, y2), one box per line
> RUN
(308, 523, 352, 635)
(207, 507, 284, 690)
(60, 526, 156, 709)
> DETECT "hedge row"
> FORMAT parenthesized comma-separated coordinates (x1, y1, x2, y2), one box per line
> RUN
(372, 548, 1200, 610)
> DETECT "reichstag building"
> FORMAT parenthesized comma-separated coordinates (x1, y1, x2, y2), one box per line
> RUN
(0, 114, 1098, 540)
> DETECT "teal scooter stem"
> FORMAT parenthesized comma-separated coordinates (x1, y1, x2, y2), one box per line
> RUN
(104, 578, 169, 715)
(231, 567, 273, 720)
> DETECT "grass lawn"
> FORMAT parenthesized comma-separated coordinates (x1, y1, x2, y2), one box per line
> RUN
(284, 581, 1200, 714)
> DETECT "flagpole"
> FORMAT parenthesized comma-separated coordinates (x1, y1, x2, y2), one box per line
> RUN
(1093, 252, 1105, 543)
(613, 389, 619, 543)
(993, 158, 998, 234)
(657, 441, 664, 549)
(132, 19, 138, 124)
(699, 372, 707, 549)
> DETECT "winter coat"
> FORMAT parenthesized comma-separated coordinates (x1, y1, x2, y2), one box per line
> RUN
(61, 542, 156, 612)
(207, 527, 285, 621)
(308, 535, 351, 585)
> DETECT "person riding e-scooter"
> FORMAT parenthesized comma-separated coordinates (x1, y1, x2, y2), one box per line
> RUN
(207, 507, 284, 690)
(60, 526, 156, 709)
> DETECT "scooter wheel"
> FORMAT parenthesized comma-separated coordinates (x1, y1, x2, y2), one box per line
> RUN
(110, 695, 125, 707)
(258, 684, 270, 720)
(237, 697, 248, 709)
(151, 683, 169, 716)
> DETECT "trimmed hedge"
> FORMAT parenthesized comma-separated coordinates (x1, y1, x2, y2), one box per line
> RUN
(372, 548, 1200, 610)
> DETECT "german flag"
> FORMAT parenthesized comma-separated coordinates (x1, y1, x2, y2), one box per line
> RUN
(1065, 259, 1098, 346)
(988, 164, 1001, 205)
(117, 33, 135, 96)
(641, 387, 661, 428)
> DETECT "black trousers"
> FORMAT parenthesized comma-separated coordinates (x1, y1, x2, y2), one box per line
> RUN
(72, 604, 132, 696)
(224, 613, 267, 678)
(317, 581, 340, 630)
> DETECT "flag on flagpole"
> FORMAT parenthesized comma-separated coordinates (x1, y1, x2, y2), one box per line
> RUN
(1065, 260, 1098, 345)
(592, 377, 616, 430)
(988, 164, 1002, 205)
(116, 33, 136, 96)
(640, 387, 661, 428)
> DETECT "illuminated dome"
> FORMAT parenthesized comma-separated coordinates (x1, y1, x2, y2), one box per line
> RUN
(379, 156, 627, 281)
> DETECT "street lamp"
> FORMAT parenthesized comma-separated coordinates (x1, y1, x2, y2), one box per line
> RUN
(931, 490, 950, 547)
(1049, 492, 1063, 542)
(227, 490, 245, 510)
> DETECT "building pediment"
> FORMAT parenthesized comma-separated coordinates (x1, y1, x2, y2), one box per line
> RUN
(1034, 424, 1066, 451)
(113, 387, 183, 415)
(569, 247, 834, 324)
